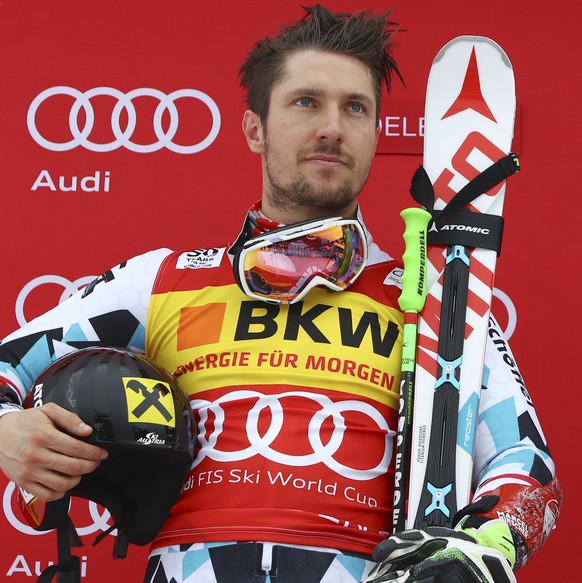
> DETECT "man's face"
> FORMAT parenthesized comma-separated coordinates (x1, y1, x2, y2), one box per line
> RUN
(243, 49, 380, 223)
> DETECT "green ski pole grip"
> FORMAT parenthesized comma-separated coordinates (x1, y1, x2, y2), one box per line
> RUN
(398, 207, 432, 313)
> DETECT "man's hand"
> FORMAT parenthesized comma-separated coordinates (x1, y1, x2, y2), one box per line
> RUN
(364, 518, 516, 583)
(0, 404, 108, 501)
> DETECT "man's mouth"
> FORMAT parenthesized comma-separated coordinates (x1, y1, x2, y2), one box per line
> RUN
(305, 154, 346, 166)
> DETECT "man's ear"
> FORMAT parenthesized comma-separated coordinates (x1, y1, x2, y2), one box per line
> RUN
(374, 118, 381, 148)
(242, 110, 265, 154)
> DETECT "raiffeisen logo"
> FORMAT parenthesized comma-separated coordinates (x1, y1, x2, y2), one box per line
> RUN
(27, 86, 221, 154)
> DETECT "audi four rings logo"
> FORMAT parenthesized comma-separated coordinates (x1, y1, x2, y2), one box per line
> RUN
(16, 275, 97, 327)
(192, 390, 394, 481)
(27, 86, 221, 154)
(15, 275, 519, 335)
(3, 481, 113, 537)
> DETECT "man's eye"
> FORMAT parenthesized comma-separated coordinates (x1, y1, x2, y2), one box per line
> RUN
(295, 97, 313, 107)
(348, 103, 365, 113)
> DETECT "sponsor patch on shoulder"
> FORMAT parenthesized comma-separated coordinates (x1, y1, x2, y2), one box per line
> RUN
(383, 267, 403, 289)
(176, 248, 226, 269)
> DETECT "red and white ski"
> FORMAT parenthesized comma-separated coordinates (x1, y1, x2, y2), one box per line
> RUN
(405, 36, 518, 530)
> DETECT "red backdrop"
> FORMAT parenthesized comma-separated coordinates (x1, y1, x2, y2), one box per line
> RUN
(0, 0, 578, 580)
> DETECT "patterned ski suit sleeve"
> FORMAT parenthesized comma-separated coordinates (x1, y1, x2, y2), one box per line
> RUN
(0, 249, 172, 406)
(470, 314, 562, 568)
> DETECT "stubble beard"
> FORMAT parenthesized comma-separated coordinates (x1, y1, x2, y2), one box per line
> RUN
(263, 142, 371, 218)
(267, 171, 354, 216)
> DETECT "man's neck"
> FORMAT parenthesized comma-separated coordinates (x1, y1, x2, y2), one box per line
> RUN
(260, 198, 358, 224)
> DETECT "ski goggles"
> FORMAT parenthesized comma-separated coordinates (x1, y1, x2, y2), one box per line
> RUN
(233, 216, 368, 304)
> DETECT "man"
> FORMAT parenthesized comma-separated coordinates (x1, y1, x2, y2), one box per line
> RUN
(0, 5, 561, 583)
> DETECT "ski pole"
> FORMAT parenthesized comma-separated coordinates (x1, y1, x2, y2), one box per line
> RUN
(393, 207, 431, 533)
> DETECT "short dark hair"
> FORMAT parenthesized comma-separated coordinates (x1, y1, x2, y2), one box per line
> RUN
(239, 4, 402, 123)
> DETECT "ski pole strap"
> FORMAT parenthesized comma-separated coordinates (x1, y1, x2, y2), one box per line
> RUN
(409, 153, 519, 255)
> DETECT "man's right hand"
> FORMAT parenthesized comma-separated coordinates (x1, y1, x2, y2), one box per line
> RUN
(0, 403, 108, 501)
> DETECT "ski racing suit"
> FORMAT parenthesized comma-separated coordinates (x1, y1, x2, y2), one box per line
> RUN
(0, 208, 561, 582)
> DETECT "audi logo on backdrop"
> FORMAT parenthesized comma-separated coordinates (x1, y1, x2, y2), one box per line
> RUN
(3, 481, 113, 537)
(15, 274, 519, 340)
(16, 275, 96, 327)
(27, 86, 221, 154)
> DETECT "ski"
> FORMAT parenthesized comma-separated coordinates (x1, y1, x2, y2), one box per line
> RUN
(404, 36, 519, 530)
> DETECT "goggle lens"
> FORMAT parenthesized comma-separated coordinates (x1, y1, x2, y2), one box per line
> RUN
(237, 219, 367, 303)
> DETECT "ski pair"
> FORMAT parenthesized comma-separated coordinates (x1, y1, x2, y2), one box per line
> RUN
(393, 36, 520, 532)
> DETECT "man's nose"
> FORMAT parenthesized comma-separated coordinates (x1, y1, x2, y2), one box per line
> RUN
(316, 107, 344, 143)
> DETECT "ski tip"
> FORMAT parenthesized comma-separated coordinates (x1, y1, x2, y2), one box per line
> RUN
(434, 35, 512, 68)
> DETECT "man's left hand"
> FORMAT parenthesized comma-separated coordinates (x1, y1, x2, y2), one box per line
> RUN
(363, 517, 516, 583)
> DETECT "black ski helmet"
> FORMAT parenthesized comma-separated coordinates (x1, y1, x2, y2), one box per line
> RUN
(19, 346, 195, 554)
